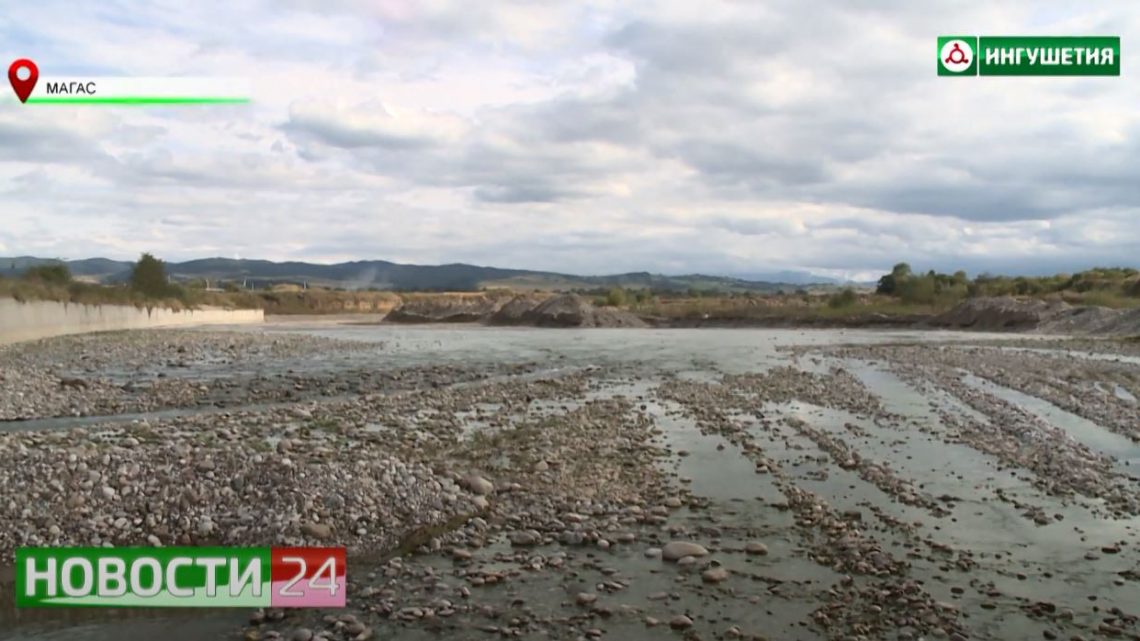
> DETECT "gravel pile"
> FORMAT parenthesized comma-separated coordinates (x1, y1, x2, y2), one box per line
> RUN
(931, 296, 1140, 335)
(0, 421, 478, 559)
(0, 330, 365, 420)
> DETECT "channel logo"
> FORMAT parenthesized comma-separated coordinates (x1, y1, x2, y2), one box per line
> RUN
(938, 36, 1120, 77)
(16, 547, 345, 608)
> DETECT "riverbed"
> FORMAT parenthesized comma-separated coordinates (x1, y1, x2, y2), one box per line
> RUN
(0, 324, 1137, 641)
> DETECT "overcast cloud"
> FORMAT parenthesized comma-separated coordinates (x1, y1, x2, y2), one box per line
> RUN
(1, 0, 1137, 279)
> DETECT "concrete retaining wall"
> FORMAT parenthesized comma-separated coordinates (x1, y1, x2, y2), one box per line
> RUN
(0, 298, 264, 345)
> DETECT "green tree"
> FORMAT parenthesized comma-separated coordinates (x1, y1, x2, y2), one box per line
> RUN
(22, 263, 71, 285)
(130, 253, 170, 298)
(876, 262, 912, 295)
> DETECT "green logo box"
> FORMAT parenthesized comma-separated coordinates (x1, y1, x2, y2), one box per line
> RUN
(939, 36, 1120, 76)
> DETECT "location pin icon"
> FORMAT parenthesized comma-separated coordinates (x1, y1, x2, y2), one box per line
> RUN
(8, 59, 39, 103)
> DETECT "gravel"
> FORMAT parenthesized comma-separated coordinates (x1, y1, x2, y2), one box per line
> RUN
(4, 327, 1138, 641)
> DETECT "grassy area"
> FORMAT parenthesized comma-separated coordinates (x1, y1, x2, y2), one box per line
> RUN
(248, 289, 400, 314)
(0, 277, 197, 311)
(1060, 291, 1140, 309)
(0, 274, 404, 314)
(628, 265, 1140, 321)
(631, 294, 946, 321)
(6, 260, 1137, 320)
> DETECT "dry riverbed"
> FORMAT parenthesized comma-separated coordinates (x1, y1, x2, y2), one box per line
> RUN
(1, 327, 1139, 641)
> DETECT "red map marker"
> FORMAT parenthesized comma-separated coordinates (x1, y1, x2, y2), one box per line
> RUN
(8, 59, 39, 103)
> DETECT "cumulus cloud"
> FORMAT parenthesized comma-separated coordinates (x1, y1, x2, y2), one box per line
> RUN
(1, 0, 1138, 277)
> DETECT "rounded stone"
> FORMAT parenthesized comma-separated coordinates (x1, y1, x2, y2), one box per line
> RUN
(465, 475, 494, 495)
(701, 566, 729, 583)
(669, 615, 693, 630)
(662, 541, 709, 561)
(745, 541, 769, 555)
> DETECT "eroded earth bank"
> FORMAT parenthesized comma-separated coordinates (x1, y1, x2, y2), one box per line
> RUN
(1, 325, 1139, 641)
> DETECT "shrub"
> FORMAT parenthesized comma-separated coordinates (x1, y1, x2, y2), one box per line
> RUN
(897, 277, 936, 304)
(1127, 279, 1140, 297)
(828, 288, 858, 309)
(603, 287, 627, 307)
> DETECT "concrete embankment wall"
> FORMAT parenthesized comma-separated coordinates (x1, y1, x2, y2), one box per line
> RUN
(0, 298, 264, 345)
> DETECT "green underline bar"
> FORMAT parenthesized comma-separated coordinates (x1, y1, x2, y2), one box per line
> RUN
(25, 97, 251, 105)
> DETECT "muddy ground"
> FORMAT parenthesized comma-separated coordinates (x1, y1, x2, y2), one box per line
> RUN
(1, 326, 1139, 641)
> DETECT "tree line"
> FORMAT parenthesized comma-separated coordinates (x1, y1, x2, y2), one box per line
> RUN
(873, 263, 1140, 305)
(18, 253, 188, 302)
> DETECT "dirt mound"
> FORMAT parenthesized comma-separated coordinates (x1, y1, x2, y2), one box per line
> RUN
(592, 307, 651, 328)
(386, 293, 646, 328)
(1039, 305, 1140, 336)
(932, 296, 1140, 335)
(496, 294, 647, 328)
(487, 294, 551, 325)
(384, 295, 504, 323)
(930, 297, 1068, 331)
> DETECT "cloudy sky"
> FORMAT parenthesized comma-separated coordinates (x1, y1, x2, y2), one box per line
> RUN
(1, 1, 1137, 280)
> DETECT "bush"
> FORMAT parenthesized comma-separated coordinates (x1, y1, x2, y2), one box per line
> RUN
(1126, 279, 1140, 297)
(828, 288, 858, 309)
(603, 287, 627, 307)
(897, 277, 936, 304)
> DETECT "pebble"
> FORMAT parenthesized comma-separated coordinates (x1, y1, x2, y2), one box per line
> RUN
(465, 475, 494, 496)
(509, 530, 542, 546)
(300, 522, 332, 540)
(744, 541, 768, 555)
(669, 615, 693, 630)
(661, 541, 709, 561)
(701, 566, 729, 583)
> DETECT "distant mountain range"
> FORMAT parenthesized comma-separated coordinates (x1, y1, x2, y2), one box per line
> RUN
(0, 256, 847, 292)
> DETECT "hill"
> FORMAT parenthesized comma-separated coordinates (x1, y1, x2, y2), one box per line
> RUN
(0, 256, 827, 293)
